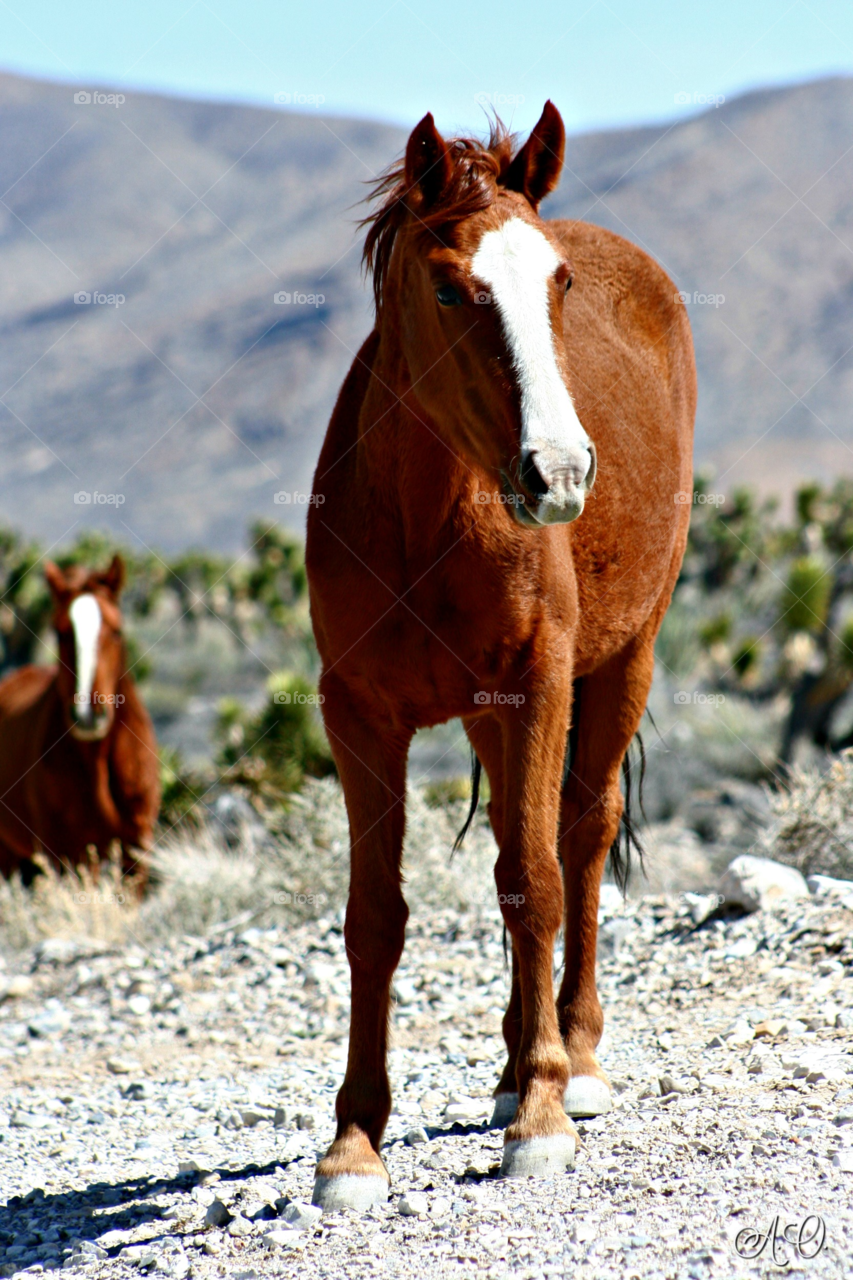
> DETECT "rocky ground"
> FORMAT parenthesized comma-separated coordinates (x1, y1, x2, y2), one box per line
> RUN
(0, 877, 852, 1279)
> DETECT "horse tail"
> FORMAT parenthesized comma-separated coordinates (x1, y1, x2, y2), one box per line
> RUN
(452, 747, 482, 854)
(607, 730, 647, 892)
(562, 677, 647, 893)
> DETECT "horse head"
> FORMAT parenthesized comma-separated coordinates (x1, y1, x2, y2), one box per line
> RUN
(44, 555, 127, 742)
(362, 100, 596, 526)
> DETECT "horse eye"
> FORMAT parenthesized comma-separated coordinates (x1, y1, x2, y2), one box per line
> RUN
(565, 274, 573, 293)
(435, 284, 462, 307)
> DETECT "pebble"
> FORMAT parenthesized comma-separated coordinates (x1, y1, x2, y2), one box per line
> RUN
(398, 1192, 429, 1217)
(280, 1201, 322, 1230)
(204, 1199, 231, 1228)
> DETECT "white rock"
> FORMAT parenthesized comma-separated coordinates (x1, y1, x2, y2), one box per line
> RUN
(832, 1150, 853, 1172)
(1, 975, 35, 1000)
(264, 1228, 301, 1247)
(398, 1192, 429, 1216)
(719, 855, 809, 912)
(807, 874, 853, 907)
(443, 1097, 486, 1124)
(727, 1019, 754, 1046)
(430, 1196, 452, 1219)
(394, 978, 419, 1005)
(281, 1201, 322, 1230)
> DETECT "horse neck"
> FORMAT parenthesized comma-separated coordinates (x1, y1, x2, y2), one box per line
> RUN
(357, 325, 475, 551)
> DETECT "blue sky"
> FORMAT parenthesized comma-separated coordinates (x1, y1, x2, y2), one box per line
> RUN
(1, 0, 853, 134)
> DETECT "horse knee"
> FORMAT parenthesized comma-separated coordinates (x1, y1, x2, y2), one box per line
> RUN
(561, 784, 623, 867)
(345, 892, 408, 978)
(495, 851, 563, 939)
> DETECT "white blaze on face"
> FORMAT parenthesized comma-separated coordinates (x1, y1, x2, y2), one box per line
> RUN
(69, 593, 102, 711)
(470, 216, 591, 470)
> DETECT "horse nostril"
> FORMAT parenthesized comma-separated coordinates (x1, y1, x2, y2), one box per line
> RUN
(585, 441, 597, 492)
(519, 452, 551, 499)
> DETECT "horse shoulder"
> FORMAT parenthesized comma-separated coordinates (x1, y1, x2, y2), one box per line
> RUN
(0, 664, 56, 719)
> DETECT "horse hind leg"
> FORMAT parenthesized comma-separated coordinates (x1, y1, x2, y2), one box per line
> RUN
(463, 716, 521, 1129)
(557, 633, 656, 1118)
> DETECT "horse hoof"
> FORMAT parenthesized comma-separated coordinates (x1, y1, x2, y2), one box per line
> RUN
(563, 1075, 612, 1117)
(489, 1092, 519, 1128)
(312, 1174, 389, 1212)
(500, 1133, 576, 1178)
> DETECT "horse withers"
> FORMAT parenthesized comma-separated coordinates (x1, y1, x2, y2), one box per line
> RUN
(0, 555, 160, 887)
(306, 102, 695, 1207)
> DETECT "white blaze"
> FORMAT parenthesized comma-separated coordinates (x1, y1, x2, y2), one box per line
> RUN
(470, 216, 590, 466)
(69, 593, 102, 711)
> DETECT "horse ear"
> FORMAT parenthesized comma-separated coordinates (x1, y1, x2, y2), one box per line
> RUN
(503, 101, 565, 208)
(100, 554, 125, 598)
(405, 113, 453, 208)
(44, 561, 69, 599)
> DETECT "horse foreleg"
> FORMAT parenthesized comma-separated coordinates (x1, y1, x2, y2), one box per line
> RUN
(491, 676, 577, 1178)
(558, 634, 655, 1117)
(312, 676, 410, 1212)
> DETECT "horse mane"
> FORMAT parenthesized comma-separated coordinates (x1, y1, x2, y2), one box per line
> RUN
(360, 119, 516, 313)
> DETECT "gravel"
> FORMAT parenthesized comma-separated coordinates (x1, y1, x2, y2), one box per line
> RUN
(0, 886, 852, 1277)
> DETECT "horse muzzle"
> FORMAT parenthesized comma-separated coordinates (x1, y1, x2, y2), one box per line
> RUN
(69, 704, 112, 741)
(505, 441, 597, 527)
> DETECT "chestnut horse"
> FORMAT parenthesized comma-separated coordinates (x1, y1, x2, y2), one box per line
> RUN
(0, 556, 160, 886)
(306, 102, 695, 1206)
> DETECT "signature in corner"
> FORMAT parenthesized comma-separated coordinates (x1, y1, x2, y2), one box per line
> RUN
(735, 1214, 826, 1266)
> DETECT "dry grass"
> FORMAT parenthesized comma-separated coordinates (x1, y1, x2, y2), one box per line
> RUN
(761, 748, 853, 879)
(0, 848, 139, 954)
(0, 779, 500, 957)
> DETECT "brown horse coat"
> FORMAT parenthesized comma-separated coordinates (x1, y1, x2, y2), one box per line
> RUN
(0, 557, 160, 882)
(306, 103, 695, 1204)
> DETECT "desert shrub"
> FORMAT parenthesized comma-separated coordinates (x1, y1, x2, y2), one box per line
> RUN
(779, 556, 831, 634)
(216, 671, 335, 798)
(761, 749, 853, 878)
(159, 747, 211, 830)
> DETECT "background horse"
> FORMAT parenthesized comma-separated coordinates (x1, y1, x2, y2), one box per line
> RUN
(306, 101, 695, 1207)
(0, 555, 160, 886)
